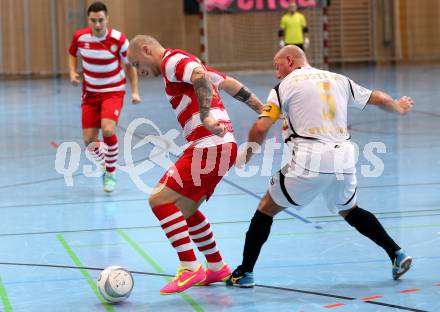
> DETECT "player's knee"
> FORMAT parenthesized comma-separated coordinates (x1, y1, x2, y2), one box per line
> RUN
(101, 126, 115, 137)
(339, 205, 358, 219)
(148, 193, 161, 208)
(258, 193, 283, 217)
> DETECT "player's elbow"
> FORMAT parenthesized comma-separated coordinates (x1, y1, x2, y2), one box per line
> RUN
(190, 67, 208, 82)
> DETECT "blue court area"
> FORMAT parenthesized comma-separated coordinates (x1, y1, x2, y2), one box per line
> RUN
(0, 64, 439, 311)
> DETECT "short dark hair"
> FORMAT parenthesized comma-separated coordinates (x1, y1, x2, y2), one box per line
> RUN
(87, 2, 107, 15)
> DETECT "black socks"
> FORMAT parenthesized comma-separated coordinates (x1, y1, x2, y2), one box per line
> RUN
(241, 210, 273, 272)
(345, 206, 400, 262)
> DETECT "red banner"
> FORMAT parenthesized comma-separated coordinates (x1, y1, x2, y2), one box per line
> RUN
(204, 0, 321, 13)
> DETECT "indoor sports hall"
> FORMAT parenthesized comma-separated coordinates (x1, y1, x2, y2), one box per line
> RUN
(0, 0, 439, 311)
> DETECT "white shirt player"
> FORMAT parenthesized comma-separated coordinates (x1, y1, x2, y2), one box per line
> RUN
(263, 66, 372, 173)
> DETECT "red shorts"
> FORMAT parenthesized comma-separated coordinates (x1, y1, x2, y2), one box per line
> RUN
(81, 91, 125, 129)
(159, 142, 237, 202)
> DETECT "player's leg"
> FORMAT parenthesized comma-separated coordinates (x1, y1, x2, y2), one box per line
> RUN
(82, 94, 104, 168)
(226, 192, 282, 288)
(227, 165, 322, 288)
(329, 173, 412, 280)
(151, 188, 228, 277)
(175, 195, 231, 286)
(100, 92, 124, 192)
(148, 184, 205, 294)
(182, 143, 237, 285)
(154, 143, 237, 289)
(341, 205, 412, 279)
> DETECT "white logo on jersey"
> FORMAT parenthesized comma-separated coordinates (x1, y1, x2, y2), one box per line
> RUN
(84, 43, 90, 49)
(110, 44, 118, 53)
(114, 109, 119, 116)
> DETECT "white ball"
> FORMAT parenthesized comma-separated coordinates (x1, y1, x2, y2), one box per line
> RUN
(97, 266, 134, 303)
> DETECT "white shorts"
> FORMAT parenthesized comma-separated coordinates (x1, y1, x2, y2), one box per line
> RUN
(268, 162, 357, 214)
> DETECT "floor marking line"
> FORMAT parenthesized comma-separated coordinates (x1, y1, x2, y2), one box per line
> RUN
(399, 288, 420, 294)
(0, 275, 13, 312)
(260, 284, 428, 312)
(254, 284, 355, 300)
(323, 303, 345, 309)
(56, 234, 115, 311)
(359, 295, 383, 301)
(2, 215, 440, 238)
(0, 261, 430, 312)
(0, 262, 173, 278)
(363, 301, 428, 312)
(117, 230, 204, 312)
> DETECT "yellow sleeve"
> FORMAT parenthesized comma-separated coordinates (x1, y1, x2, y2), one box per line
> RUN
(280, 15, 286, 29)
(260, 102, 281, 123)
(301, 13, 307, 27)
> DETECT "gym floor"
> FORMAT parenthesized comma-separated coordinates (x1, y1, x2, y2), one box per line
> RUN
(0, 63, 439, 311)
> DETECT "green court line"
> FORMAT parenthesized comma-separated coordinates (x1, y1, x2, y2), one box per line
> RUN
(0, 276, 12, 312)
(70, 221, 440, 249)
(117, 229, 204, 312)
(56, 234, 115, 312)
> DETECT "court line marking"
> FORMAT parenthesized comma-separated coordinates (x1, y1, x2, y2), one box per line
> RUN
(323, 303, 344, 308)
(0, 275, 13, 312)
(0, 151, 153, 190)
(400, 288, 420, 294)
(362, 301, 428, 312)
(256, 284, 429, 312)
(0, 261, 434, 312)
(56, 234, 115, 312)
(0, 191, 267, 210)
(0, 262, 172, 278)
(359, 295, 383, 301)
(1, 213, 440, 238)
(117, 230, 204, 312)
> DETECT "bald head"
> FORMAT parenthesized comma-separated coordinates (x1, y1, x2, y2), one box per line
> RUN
(273, 45, 309, 79)
(127, 35, 165, 77)
(129, 35, 163, 53)
(276, 45, 307, 64)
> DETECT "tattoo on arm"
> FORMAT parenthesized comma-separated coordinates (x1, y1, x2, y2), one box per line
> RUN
(245, 95, 264, 113)
(233, 86, 263, 113)
(193, 74, 213, 122)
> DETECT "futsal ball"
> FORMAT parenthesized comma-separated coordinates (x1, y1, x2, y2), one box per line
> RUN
(97, 266, 134, 303)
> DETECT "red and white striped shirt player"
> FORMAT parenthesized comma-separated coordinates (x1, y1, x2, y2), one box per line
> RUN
(68, 2, 140, 193)
(69, 27, 129, 92)
(127, 35, 264, 294)
(161, 49, 235, 147)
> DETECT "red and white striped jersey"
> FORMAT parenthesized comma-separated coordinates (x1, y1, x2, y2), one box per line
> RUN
(69, 27, 129, 93)
(161, 49, 236, 148)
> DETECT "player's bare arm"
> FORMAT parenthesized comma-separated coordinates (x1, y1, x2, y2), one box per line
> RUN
(368, 90, 414, 115)
(191, 67, 225, 137)
(124, 63, 141, 104)
(219, 76, 264, 113)
(237, 117, 273, 167)
(68, 54, 80, 86)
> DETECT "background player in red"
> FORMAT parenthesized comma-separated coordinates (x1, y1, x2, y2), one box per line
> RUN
(68, 1, 141, 192)
(127, 35, 264, 294)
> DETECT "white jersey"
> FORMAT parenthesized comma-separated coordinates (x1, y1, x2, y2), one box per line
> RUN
(265, 66, 372, 173)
